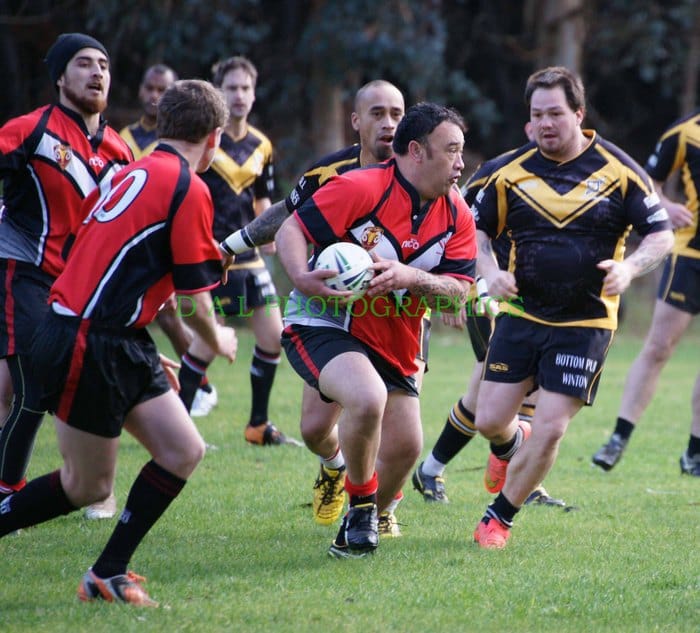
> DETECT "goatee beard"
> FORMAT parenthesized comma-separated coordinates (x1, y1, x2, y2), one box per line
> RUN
(63, 85, 107, 116)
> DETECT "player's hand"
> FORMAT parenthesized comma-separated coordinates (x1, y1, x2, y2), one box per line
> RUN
(220, 251, 235, 285)
(216, 325, 238, 363)
(665, 201, 693, 229)
(485, 270, 518, 299)
(294, 268, 354, 301)
(441, 305, 467, 329)
(159, 353, 181, 392)
(597, 259, 633, 296)
(260, 242, 276, 256)
(366, 258, 415, 297)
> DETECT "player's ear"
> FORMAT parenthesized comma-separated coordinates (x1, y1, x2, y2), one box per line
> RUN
(408, 139, 423, 162)
(209, 127, 223, 149)
(350, 112, 360, 132)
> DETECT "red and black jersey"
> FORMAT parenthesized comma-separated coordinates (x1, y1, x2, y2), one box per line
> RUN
(644, 111, 700, 258)
(50, 144, 222, 328)
(285, 159, 477, 375)
(0, 104, 132, 278)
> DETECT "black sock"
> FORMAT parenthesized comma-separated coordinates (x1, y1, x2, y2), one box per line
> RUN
(485, 492, 520, 528)
(0, 470, 76, 536)
(0, 353, 46, 483)
(614, 417, 635, 440)
(490, 424, 525, 460)
(349, 493, 376, 507)
(688, 434, 700, 456)
(178, 352, 210, 412)
(248, 346, 279, 426)
(0, 408, 45, 484)
(432, 401, 476, 464)
(92, 460, 185, 578)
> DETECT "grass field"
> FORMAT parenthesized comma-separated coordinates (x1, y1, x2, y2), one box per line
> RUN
(2, 289, 699, 632)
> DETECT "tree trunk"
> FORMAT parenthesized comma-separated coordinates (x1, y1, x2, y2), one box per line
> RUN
(526, 0, 586, 72)
(680, 1, 700, 116)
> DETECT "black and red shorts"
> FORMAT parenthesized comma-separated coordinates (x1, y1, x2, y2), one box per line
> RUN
(0, 259, 53, 358)
(31, 309, 170, 438)
(281, 324, 418, 402)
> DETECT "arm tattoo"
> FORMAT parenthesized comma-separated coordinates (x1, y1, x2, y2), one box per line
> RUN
(626, 231, 673, 277)
(412, 270, 470, 309)
(245, 200, 290, 246)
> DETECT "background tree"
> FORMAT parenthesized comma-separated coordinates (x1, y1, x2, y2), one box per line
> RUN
(1, 0, 698, 186)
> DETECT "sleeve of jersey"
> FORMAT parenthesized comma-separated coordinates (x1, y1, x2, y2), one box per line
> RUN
(293, 175, 368, 246)
(170, 179, 223, 294)
(434, 200, 477, 281)
(644, 128, 682, 182)
(623, 166, 673, 237)
(0, 112, 38, 174)
(471, 177, 501, 238)
(254, 150, 276, 200)
(284, 158, 324, 213)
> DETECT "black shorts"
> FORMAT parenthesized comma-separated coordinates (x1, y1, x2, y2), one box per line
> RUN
(31, 310, 170, 438)
(483, 316, 613, 405)
(281, 324, 418, 403)
(211, 264, 278, 317)
(417, 314, 431, 365)
(0, 259, 52, 357)
(466, 307, 492, 362)
(658, 254, 700, 315)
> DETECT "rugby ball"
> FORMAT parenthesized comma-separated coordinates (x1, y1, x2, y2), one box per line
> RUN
(314, 242, 374, 300)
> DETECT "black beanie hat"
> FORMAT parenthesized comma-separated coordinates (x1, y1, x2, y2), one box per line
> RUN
(45, 33, 109, 86)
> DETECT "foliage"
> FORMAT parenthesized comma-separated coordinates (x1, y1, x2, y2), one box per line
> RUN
(0, 0, 698, 175)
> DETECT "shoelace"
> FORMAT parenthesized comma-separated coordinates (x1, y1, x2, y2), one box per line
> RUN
(315, 470, 343, 505)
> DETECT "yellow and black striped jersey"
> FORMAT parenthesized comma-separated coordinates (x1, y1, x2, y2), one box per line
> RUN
(473, 130, 671, 329)
(462, 143, 536, 270)
(119, 118, 158, 160)
(200, 125, 276, 265)
(644, 111, 700, 258)
(285, 144, 362, 212)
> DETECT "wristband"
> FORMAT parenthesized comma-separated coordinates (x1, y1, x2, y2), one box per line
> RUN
(220, 227, 254, 255)
(476, 276, 489, 299)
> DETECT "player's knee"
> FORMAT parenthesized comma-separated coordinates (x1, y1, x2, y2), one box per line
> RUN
(475, 413, 505, 439)
(642, 338, 675, 365)
(345, 394, 385, 424)
(300, 414, 334, 446)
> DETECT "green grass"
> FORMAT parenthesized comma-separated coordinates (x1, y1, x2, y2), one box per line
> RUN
(3, 290, 699, 632)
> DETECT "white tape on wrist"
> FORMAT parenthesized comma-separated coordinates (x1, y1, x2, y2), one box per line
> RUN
(220, 228, 253, 255)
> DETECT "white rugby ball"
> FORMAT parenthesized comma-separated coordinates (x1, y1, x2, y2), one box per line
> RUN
(314, 242, 374, 300)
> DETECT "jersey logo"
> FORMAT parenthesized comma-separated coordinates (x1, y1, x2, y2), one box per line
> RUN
(402, 237, 420, 250)
(54, 143, 73, 170)
(361, 226, 384, 249)
(89, 156, 105, 169)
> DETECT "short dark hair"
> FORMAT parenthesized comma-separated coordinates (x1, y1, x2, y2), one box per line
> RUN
(392, 102, 466, 155)
(157, 80, 228, 143)
(524, 66, 586, 112)
(141, 63, 178, 85)
(211, 56, 258, 88)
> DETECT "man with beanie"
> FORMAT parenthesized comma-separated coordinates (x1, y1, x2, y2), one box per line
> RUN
(0, 33, 132, 520)
(0, 78, 236, 607)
